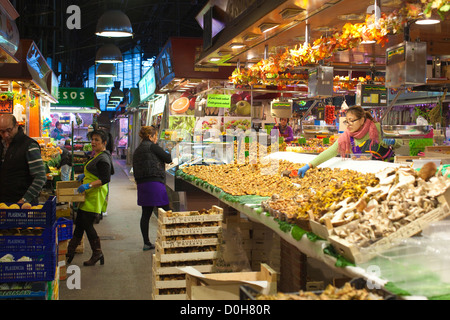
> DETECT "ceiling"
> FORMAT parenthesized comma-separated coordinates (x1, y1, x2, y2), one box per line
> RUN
(10, 0, 208, 87)
(197, 0, 450, 71)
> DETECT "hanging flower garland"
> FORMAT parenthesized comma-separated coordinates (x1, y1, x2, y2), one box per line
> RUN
(229, 0, 449, 86)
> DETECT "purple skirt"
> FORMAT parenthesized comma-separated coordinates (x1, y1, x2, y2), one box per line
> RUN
(137, 181, 169, 207)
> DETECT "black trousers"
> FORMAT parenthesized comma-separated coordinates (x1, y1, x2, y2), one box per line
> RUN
(140, 205, 169, 245)
(73, 208, 99, 241)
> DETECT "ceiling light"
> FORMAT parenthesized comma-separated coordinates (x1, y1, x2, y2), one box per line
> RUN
(243, 33, 261, 41)
(95, 44, 123, 63)
(415, 13, 440, 25)
(230, 43, 245, 49)
(95, 87, 110, 94)
(209, 57, 221, 62)
(96, 64, 117, 77)
(279, 8, 304, 20)
(338, 14, 365, 21)
(259, 22, 280, 33)
(96, 10, 133, 38)
(96, 77, 114, 87)
(217, 50, 232, 56)
(110, 81, 124, 98)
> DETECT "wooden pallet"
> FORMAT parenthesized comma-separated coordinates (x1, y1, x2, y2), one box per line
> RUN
(155, 242, 219, 263)
(157, 232, 221, 249)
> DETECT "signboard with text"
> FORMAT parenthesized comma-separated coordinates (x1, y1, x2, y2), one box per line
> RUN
(53, 88, 95, 107)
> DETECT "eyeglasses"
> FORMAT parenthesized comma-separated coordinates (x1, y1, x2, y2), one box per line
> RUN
(0, 127, 14, 134)
(343, 118, 361, 126)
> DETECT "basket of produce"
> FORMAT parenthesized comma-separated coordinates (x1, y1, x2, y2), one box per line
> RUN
(0, 223, 57, 253)
(56, 217, 73, 241)
(0, 196, 56, 228)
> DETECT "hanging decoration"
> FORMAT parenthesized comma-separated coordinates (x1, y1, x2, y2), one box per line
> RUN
(229, 0, 449, 87)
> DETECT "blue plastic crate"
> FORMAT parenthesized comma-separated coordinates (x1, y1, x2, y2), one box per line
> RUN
(56, 218, 73, 241)
(0, 196, 56, 228)
(0, 245, 57, 282)
(0, 281, 48, 300)
(0, 223, 57, 252)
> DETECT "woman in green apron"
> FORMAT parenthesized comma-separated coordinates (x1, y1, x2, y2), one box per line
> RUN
(66, 130, 114, 266)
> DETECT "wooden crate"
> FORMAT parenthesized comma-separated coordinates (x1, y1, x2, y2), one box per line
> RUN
(159, 225, 222, 237)
(158, 206, 223, 225)
(157, 231, 221, 249)
(155, 242, 219, 263)
(185, 263, 277, 300)
(329, 190, 450, 264)
(56, 181, 85, 202)
(425, 146, 450, 154)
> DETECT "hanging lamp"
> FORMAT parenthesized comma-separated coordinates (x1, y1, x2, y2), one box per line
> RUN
(95, 44, 123, 63)
(96, 64, 117, 77)
(96, 10, 133, 38)
(96, 77, 114, 87)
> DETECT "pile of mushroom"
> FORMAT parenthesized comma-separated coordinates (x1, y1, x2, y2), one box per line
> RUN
(331, 164, 450, 247)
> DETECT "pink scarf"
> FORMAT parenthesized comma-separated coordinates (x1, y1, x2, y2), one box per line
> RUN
(338, 119, 379, 157)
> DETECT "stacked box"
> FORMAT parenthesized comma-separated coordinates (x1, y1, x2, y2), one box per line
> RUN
(0, 197, 59, 299)
(250, 222, 280, 273)
(151, 206, 223, 300)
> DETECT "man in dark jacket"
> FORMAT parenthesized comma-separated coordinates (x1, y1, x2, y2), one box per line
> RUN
(0, 114, 46, 206)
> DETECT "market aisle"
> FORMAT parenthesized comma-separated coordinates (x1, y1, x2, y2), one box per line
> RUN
(59, 158, 158, 300)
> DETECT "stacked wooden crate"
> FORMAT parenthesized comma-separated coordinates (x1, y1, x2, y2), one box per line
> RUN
(250, 221, 280, 273)
(151, 206, 223, 300)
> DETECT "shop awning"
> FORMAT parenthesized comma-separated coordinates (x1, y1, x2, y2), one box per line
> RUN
(0, 3, 19, 63)
(0, 39, 58, 102)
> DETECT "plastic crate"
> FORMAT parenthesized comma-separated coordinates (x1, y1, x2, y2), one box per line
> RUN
(0, 196, 56, 228)
(56, 218, 73, 241)
(0, 281, 48, 300)
(0, 223, 57, 252)
(0, 245, 57, 282)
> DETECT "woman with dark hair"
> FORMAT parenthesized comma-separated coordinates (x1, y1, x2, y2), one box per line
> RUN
(270, 118, 294, 142)
(132, 126, 172, 251)
(298, 106, 398, 177)
(51, 121, 64, 140)
(66, 130, 114, 266)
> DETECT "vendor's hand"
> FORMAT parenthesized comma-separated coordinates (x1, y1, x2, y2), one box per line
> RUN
(383, 138, 395, 145)
(77, 183, 90, 193)
(297, 164, 310, 178)
(77, 174, 85, 181)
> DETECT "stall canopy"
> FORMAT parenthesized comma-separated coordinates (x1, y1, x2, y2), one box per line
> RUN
(0, 39, 58, 102)
(154, 37, 235, 92)
(51, 87, 96, 113)
(0, 3, 19, 63)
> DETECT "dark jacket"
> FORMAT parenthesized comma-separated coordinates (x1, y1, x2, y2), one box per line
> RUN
(59, 147, 72, 167)
(0, 127, 40, 203)
(132, 140, 172, 184)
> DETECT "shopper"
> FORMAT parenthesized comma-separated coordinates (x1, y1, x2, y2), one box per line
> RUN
(66, 130, 114, 266)
(0, 114, 46, 207)
(298, 105, 398, 177)
(271, 118, 294, 142)
(133, 126, 172, 251)
(59, 139, 72, 181)
(51, 121, 65, 140)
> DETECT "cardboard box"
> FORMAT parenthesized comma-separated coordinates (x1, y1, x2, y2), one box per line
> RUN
(56, 181, 85, 202)
(185, 263, 277, 300)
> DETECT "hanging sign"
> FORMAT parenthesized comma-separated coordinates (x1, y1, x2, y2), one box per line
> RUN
(53, 88, 95, 107)
(271, 101, 292, 118)
(207, 94, 231, 108)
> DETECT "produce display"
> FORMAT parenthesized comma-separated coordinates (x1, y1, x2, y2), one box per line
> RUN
(0, 227, 44, 236)
(286, 138, 334, 154)
(330, 165, 450, 247)
(255, 283, 383, 300)
(0, 203, 43, 210)
(40, 144, 62, 162)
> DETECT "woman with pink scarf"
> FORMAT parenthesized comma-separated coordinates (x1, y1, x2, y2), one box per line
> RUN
(298, 106, 396, 177)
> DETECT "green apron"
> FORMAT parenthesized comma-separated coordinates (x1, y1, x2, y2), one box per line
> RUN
(79, 153, 109, 214)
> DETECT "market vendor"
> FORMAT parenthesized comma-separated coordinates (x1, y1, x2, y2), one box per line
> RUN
(298, 106, 400, 177)
(50, 121, 65, 140)
(271, 118, 294, 143)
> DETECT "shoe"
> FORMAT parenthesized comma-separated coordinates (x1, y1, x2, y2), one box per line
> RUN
(143, 242, 155, 251)
(66, 236, 82, 264)
(83, 237, 104, 266)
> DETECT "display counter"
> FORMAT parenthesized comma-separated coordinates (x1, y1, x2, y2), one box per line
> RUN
(172, 151, 450, 298)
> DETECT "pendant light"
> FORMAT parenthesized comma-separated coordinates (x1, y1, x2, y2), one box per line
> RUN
(96, 64, 117, 77)
(96, 77, 114, 87)
(96, 10, 133, 38)
(95, 44, 123, 64)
